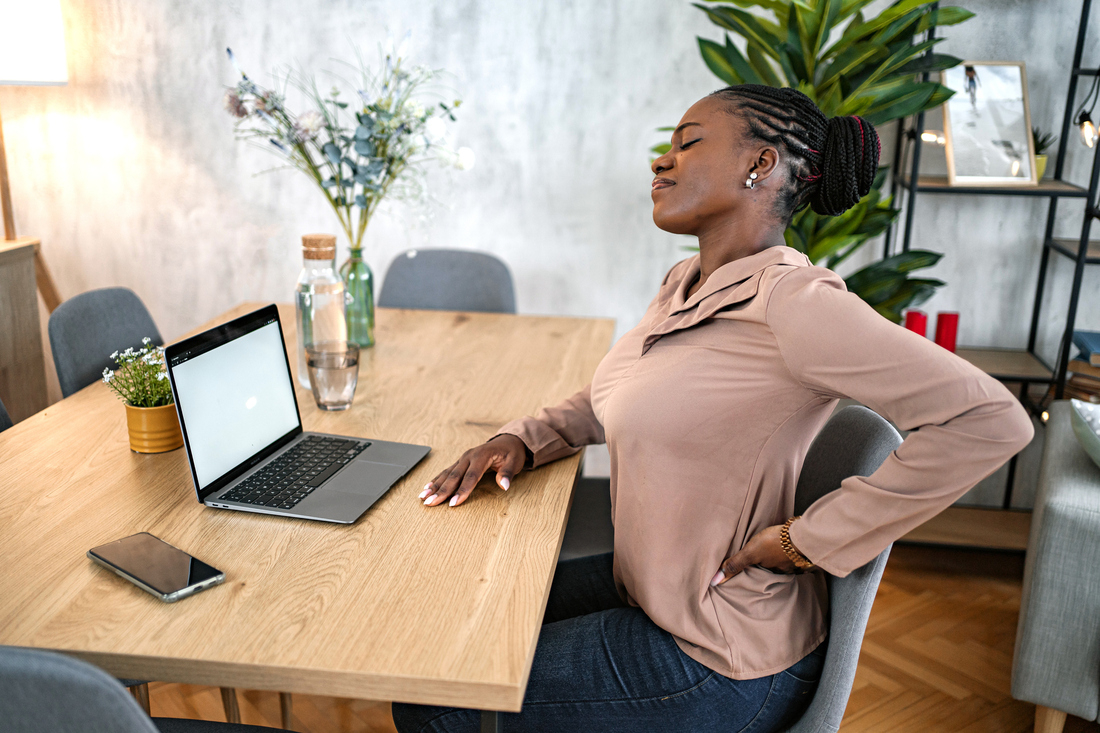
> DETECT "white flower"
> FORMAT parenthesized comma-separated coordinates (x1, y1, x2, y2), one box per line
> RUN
(110, 351, 118, 360)
(455, 146, 475, 171)
(142, 337, 152, 345)
(101, 368, 114, 384)
(156, 372, 169, 381)
(424, 117, 447, 143)
(297, 110, 324, 138)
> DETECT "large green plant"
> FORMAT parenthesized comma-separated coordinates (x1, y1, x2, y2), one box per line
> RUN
(668, 0, 974, 322)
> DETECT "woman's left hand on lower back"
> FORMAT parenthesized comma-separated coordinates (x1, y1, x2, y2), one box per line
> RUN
(710, 525, 797, 586)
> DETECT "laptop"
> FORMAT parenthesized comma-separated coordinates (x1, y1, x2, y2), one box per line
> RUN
(165, 304, 430, 524)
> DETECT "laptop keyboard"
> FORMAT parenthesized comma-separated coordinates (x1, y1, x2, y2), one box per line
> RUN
(219, 436, 369, 510)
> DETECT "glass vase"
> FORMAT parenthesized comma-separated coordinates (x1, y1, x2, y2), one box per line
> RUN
(341, 247, 375, 348)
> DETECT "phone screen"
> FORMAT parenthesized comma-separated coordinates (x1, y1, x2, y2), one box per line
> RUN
(89, 533, 222, 595)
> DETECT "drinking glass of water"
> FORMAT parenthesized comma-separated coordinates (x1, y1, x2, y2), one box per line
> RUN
(305, 341, 360, 411)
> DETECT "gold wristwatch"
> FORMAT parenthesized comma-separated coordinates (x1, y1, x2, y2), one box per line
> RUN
(780, 516, 815, 572)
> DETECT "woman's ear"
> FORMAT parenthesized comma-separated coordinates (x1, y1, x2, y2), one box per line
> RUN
(750, 147, 781, 183)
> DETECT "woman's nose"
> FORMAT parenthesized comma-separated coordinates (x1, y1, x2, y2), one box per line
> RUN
(652, 152, 673, 175)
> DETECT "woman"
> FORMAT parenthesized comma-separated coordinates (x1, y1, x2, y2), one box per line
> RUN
(392, 85, 1033, 732)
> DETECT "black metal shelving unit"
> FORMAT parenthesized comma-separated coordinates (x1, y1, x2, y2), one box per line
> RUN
(883, 0, 1100, 509)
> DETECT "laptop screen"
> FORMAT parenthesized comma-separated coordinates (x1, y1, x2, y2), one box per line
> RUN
(167, 307, 301, 496)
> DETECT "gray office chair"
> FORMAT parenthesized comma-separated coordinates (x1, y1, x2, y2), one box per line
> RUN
(0, 645, 272, 733)
(48, 287, 163, 397)
(0, 395, 12, 432)
(783, 405, 902, 733)
(379, 248, 516, 313)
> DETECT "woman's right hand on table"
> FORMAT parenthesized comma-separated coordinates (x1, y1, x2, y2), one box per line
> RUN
(419, 434, 528, 508)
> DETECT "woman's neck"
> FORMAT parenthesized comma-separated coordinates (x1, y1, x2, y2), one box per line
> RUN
(693, 218, 788, 290)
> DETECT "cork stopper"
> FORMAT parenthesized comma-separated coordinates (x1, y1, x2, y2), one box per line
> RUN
(302, 233, 337, 260)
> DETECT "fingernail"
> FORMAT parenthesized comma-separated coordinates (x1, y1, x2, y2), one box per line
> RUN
(710, 570, 725, 587)
(449, 495, 459, 507)
(500, 476, 510, 491)
(418, 488, 431, 500)
(424, 494, 437, 505)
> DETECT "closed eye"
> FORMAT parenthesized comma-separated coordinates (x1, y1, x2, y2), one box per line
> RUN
(681, 138, 702, 150)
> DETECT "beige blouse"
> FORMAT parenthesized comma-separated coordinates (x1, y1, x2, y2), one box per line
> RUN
(498, 245, 1033, 680)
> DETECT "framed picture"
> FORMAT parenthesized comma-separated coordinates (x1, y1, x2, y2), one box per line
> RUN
(941, 61, 1037, 186)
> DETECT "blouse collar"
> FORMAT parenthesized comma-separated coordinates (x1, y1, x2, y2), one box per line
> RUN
(668, 245, 811, 315)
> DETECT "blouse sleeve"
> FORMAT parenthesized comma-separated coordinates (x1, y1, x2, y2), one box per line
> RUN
(767, 266, 1034, 576)
(495, 384, 605, 468)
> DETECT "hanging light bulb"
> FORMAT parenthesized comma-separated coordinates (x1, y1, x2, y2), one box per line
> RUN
(1079, 111, 1099, 148)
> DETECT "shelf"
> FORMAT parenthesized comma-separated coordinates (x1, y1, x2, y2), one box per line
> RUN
(955, 347, 1054, 382)
(897, 175, 1088, 197)
(1047, 237, 1100, 264)
(900, 506, 1031, 551)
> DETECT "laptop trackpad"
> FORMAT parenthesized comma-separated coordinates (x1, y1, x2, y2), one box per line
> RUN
(328, 460, 408, 496)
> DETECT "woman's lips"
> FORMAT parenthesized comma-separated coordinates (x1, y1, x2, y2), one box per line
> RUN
(652, 178, 675, 191)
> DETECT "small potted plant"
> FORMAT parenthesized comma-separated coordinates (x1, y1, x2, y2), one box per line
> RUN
(101, 338, 183, 453)
(1033, 127, 1057, 180)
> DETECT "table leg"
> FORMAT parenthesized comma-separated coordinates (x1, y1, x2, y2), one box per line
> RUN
(480, 710, 502, 732)
(220, 687, 241, 724)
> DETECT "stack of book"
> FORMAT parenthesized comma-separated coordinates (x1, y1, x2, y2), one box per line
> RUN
(1067, 330, 1100, 403)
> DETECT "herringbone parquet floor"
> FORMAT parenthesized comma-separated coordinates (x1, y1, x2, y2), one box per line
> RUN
(146, 546, 1100, 732)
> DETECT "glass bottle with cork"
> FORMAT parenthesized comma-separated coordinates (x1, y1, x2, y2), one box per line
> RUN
(295, 234, 347, 389)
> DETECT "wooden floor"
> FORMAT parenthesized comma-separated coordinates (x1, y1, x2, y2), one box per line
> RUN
(147, 546, 1100, 732)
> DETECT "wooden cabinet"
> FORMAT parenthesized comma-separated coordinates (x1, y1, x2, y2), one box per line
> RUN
(0, 237, 48, 422)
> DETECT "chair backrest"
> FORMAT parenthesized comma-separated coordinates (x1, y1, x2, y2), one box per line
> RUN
(49, 287, 163, 398)
(0, 645, 159, 733)
(378, 249, 516, 313)
(784, 405, 903, 733)
(0, 395, 12, 432)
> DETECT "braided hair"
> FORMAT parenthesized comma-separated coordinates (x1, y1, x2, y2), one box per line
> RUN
(709, 84, 879, 220)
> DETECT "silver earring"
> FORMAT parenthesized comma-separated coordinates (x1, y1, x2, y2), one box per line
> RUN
(745, 172, 758, 189)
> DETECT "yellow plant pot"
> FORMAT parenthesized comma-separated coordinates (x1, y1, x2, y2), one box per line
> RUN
(125, 403, 183, 453)
(1036, 154, 1048, 181)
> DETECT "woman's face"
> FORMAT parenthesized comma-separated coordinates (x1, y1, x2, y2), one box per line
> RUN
(650, 96, 768, 235)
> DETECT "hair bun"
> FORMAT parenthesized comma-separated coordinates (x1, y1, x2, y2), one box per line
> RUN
(809, 115, 880, 216)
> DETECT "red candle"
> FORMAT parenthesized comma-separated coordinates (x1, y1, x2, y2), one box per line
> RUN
(904, 310, 927, 337)
(934, 312, 959, 352)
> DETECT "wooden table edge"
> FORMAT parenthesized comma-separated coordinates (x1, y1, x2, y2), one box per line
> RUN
(51, 647, 523, 712)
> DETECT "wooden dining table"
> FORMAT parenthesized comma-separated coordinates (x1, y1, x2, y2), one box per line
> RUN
(0, 303, 614, 729)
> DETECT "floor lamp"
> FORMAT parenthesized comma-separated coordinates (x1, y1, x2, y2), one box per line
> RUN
(0, 0, 65, 312)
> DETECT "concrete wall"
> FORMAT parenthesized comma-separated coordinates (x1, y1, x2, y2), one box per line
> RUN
(4, 0, 1097, 505)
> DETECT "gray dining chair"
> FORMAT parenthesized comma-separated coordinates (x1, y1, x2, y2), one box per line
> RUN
(378, 248, 516, 313)
(0, 645, 272, 733)
(48, 287, 163, 398)
(0, 395, 12, 432)
(783, 404, 902, 733)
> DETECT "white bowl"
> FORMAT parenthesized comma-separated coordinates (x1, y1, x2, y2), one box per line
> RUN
(1070, 399, 1100, 470)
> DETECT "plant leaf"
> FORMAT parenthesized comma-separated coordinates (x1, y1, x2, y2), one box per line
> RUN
(916, 6, 975, 33)
(695, 4, 785, 60)
(322, 142, 341, 165)
(723, 34, 765, 84)
(699, 37, 740, 85)
(747, 43, 783, 87)
(896, 52, 962, 76)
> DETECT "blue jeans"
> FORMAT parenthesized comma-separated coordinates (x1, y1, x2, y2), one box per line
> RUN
(392, 552, 824, 733)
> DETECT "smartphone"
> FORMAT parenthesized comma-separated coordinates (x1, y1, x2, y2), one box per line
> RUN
(88, 532, 225, 603)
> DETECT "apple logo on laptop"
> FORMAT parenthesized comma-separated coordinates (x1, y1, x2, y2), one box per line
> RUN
(245, 396, 257, 410)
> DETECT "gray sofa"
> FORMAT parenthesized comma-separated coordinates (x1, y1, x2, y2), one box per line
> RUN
(1012, 400, 1100, 733)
